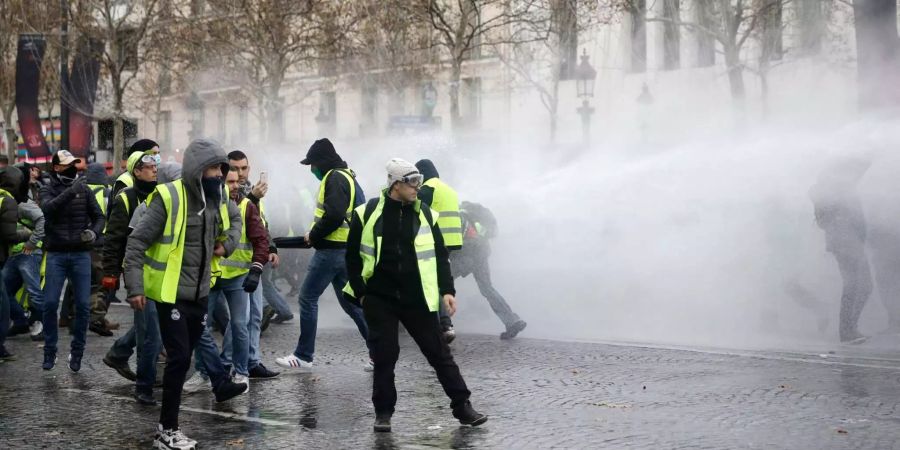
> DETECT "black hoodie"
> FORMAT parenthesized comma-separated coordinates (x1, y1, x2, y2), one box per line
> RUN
(415, 159, 440, 206)
(302, 140, 365, 249)
(0, 167, 25, 263)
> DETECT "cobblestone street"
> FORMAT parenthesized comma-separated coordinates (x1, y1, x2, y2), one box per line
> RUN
(2, 304, 900, 449)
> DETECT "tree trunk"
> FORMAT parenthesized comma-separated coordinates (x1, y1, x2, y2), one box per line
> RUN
(449, 61, 461, 130)
(724, 46, 746, 106)
(853, 0, 900, 110)
(113, 115, 124, 175)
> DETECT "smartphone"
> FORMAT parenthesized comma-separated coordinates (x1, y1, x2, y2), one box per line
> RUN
(259, 171, 268, 184)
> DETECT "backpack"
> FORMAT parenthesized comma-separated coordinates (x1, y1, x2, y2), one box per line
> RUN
(460, 201, 498, 239)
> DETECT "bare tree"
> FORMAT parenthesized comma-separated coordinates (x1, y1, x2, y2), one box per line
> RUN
(494, 0, 610, 143)
(416, 0, 542, 130)
(67, 0, 161, 172)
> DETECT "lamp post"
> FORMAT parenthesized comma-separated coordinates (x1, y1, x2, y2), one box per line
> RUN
(575, 50, 597, 146)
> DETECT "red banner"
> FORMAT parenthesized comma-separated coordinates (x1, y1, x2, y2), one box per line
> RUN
(15, 34, 51, 158)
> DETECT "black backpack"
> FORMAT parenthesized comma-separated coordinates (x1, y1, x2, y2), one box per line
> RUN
(460, 201, 498, 239)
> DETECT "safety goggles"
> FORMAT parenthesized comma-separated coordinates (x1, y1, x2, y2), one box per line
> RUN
(399, 172, 423, 188)
(140, 153, 161, 166)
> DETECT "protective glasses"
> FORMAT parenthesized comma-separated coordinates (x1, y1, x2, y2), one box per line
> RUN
(399, 173, 423, 188)
(140, 153, 161, 166)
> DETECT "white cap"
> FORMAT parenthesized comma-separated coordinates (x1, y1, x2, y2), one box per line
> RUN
(386, 158, 420, 187)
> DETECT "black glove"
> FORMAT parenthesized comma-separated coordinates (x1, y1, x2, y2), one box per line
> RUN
(242, 266, 262, 292)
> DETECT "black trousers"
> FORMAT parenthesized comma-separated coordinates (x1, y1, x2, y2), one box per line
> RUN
(156, 298, 207, 430)
(363, 294, 471, 415)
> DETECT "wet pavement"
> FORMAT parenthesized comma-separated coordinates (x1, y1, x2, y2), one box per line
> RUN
(2, 304, 900, 449)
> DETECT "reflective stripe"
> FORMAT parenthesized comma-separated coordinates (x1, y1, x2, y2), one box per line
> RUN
(439, 211, 460, 218)
(165, 183, 180, 238)
(314, 217, 350, 229)
(220, 259, 252, 269)
(440, 227, 462, 234)
(360, 244, 376, 256)
(159, 235, 175, 244)
(143, 255, 167, 271)
(235, 242, 253, 251)
(417, 225, 430, 235)
(416, 249, 436, 260)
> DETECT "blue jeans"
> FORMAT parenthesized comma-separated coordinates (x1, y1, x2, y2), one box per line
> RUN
(207, 275, 250, 376)
(134, 301, 161, 394)
(220, 283, 262, 371)
(293, 249, 369, 362)
(42, 252, 92, 356)
(262, 267, 291, 317)
(4, 253, 44, 326)
(194, 326, 233, 389)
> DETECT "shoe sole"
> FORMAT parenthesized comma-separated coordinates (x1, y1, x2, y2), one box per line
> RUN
(153, 441, 196, 450)
(275, 361, 313, 371)
(249, 373, 280, 379)
(103, 357, 138, 381)
(374, 425, 392, 432)
(462, 415, 488, 427)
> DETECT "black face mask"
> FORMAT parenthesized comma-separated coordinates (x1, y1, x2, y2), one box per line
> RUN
(135, 178, 157, 194)
(201, 177, 223, 204)
(57, 166, 78, 185)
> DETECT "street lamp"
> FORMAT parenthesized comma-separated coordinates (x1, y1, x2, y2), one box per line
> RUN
(575, 50, 597, 146)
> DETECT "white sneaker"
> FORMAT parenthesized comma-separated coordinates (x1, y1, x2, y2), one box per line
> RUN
(30, 321, 43, 336)
(182, 372, 211, 395)
(154, 424, 197, 450)
(233, 374, 250, 392)
(275, 354, 313, 371)
(363, 359, 374, 372)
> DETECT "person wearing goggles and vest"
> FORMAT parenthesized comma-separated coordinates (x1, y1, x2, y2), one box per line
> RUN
(344, 158, 487, 432)
(111, 138, 161, 201)
(39, 150, 106, 372)
(0, 166, 32, 361)
(414, 159, 463, 343)
(3, 164, 46, 342)
(276, 138, 371, 371)
(100, 152, 161, 405)
(123, 139, 245, 450)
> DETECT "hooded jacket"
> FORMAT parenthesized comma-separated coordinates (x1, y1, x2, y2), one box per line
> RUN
(0, 167, 26, 263)
(302, 141, 365, 249)
(414, 159, 440, 207)
(102, 172, 159, 278)
(39, 168, 105, 252)
(123, 139, 240, 302)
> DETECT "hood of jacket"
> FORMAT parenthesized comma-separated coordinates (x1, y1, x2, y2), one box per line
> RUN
(0, 166, 24, 201)
(415, 159, 440, 181)
(302, 138, 347, 172)
(85, 163, 108, 185)
(157, 162, 183, 184)
(182, 138, 229, 205)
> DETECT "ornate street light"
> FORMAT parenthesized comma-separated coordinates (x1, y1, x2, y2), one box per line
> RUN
(574, 50, 597, 146)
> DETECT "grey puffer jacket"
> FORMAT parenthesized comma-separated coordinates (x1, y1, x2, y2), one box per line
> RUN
(123, 139, 240, 303)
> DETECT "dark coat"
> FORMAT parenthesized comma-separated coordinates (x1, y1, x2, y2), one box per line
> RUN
(39, 172, 105, 252)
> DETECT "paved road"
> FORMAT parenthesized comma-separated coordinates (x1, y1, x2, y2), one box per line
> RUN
(1, 304, 899, 449)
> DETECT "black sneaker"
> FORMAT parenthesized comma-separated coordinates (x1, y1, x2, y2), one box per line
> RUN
(68, 353, 82, 372)
(214, 379, 249, 403)
(89, 320, 114, 337)
(248, 363, 280, 379)
(103, 354, 137, 381)
(443, 326, 457, 344)
(134, 391, 157, 406)
(373, 413, 392, 432)
(260, 305, 276, 332)
(500, 320, 527, 340)
(453, 402, 488, 426)
(7, 322, 29, 337)
(42, 353, 57, 370)
(271, 313, 294, 324)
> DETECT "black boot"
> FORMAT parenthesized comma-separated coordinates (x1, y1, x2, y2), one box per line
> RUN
(453, 402, 488, 426)
(89, 320, 114, 337)
(134, 391, 158, 406)
(373, 413, 392, 432)
(214, 379, 249, 403)
(103, 353, 137, 381)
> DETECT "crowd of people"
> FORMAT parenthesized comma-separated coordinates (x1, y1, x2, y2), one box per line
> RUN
(0, 136, 526, 449)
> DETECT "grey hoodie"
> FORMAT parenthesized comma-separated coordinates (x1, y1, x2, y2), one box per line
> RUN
(16, 201, 44, 254)
(123, 139, 240, 302)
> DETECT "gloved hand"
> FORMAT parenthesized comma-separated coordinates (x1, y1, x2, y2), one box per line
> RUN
(242, 266, 262, 293)
(101, 276, 119, 291)
(80, 229, 96, 243)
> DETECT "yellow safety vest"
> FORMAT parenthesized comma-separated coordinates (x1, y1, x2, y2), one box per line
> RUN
(116, 171, 134, 189)
(89, 184, 108, 216)
(309, 169, 356, 243)
(142, 180, 230, 304)
(211, 198, 252, 281)
(342, 193, 441, 312)
(422, 178, 463, 249)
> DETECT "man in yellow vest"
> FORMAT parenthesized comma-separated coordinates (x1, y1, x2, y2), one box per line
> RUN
(0, 166, 29, 361)
(344, 158, 486, 432)
(415, 159, 463, 342)
(123, 139, 247, 449)
(111, 138, 161, 201)
(276, 138, 371, 371)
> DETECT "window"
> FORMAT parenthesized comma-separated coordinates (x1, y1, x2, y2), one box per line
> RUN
(798, 0, 824, 54)
(361, 85, 378, 136)
(238, 104, 248, 143)
(217, 106, 227, 143)
(190, 0, 206, 16)
(159, 111, 172, 151)
(159, 70, 172, 95)
(629, 0, 647, 73)
(118, 28, 138, 72)
(462, 2, 482, 60)
(662, 0, 680, 70)
(316, 92, 337, 136)
(760, 0, 783, 61)
(462, 77, 481, 126)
